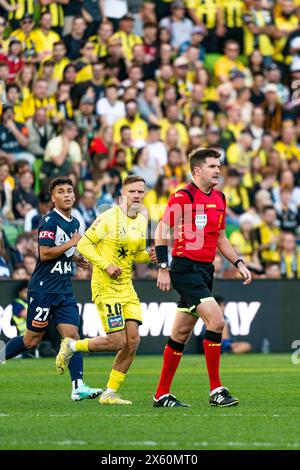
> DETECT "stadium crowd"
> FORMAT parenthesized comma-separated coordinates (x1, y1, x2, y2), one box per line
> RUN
(0, 0, 300, 281)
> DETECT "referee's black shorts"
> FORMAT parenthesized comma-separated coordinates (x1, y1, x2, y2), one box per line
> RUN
(170, 257, 215, 318)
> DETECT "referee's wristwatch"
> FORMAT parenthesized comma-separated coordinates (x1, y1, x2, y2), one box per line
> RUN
(234, 258, 245, 268)
(158, 262, 169, 270)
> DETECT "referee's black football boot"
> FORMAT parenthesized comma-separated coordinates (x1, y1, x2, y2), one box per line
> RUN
(209, 387, 239, 407)
(153, 394, 191, 408)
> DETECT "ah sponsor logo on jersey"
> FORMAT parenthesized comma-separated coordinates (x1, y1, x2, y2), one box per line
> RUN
(195, 213, 207, 230)
(55, 226, 75, 257)
(39, 231, 55, 240)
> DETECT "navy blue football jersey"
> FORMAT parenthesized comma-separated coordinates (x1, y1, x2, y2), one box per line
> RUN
(28, 209, 80, 294)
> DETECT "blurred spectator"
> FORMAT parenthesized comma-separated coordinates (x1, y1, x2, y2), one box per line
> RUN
(113, 99, 148, 146)
(248, 106, 265, 151)
(187, 0, 223, 53)
(275, 186, 300, 234)
(280, 231, 300, 278)
(12, 169, 37, 219)
(22, 78, 57, 121)
(214, 39, 247, 84)
(255, 205, 281, 265)
(159, 103, 188, 149)
(272, 169, 300, 207)
(159, 1, 193, 51)
(12, 264, 29, 280)
(5, 82, 24, 123)
(163, 147, 187, 191)
(112, 13, 142, 61)
(43, 120, 82, 178)
(0, 104, 34, 166)
(0, 232, 11, 277)
(250, 71, 265, 106)
(23, 254, 36, 276)
(229, 212, 261, 269)
(223, 168, 250, 221)
(263, 83, 284, 137)
(96, 83, 125, 126)
(74, 95, 98, 138)
(263, 261, 282, 279)
(10, 233, 33, 269)
(51, 41, 70, 82)
(137, 80, 162, 125)
(145, 124, 168, 169)
(82, 0, 105, 37)
(144, 175, 170, 228)
(0, 38, 23, 81)
(133, 2, 156, 36)
(15, 63, 36, 101)
(132, 146, 159, 188)
(0, 157, 13, 220)
(77, 188, 97, 229)
(27, 107, 55, 159)
(243, 0, 275, 66)
(34, 11, 60, 61)
(24, 192, 52, 232)
(226, 131, 254, 174)
(63, 15, 88, 60)
(274, 125, 300, 161)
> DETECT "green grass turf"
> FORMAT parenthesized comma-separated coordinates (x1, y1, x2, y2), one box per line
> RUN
(0, 354, 299, 450)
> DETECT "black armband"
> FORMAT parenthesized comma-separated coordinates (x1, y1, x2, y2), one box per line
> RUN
(155, 245, 168, 264)
(233, 258, 245, 268)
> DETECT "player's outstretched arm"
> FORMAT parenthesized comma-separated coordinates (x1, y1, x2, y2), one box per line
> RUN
(40, 233, 82, 261)
(77, 235, 110, 270)
(217, 230, 252, 285)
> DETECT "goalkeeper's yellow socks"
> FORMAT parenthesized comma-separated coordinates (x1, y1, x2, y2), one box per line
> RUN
(106, 369, 126, 392)
(71, 338, 90, 353)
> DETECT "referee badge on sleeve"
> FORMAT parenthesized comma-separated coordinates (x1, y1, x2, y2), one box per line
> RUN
(195, 214, 207, 230)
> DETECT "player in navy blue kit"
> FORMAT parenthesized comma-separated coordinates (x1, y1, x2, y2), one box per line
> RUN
(5, 177, 102, 401)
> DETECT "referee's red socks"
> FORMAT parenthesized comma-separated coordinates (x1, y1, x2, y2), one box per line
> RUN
(203, 330, 222, 391)
(155, 338, 185, 399)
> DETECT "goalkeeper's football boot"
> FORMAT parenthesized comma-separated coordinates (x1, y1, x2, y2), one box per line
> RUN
(71, 384, 103, 401)
(209, 387, 239, 407)
(56, 337, 74, 375)
(153, 393, 190, 408)
(99, 390, 132, 405)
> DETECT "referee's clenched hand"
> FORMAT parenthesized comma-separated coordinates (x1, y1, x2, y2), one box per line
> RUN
(157, 268, 171, 292)
(238, 263, 252, 286)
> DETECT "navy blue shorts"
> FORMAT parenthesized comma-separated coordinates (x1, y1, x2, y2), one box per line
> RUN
(26, 292, 80, 332)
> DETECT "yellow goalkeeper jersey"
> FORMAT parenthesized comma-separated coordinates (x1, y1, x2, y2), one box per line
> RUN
(78, 206, 149, 300)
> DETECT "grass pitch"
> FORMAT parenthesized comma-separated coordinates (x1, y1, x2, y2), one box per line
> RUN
(0, 354, 299, 450)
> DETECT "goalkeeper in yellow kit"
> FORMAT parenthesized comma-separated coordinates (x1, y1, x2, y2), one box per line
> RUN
(56, 175, 156, 404)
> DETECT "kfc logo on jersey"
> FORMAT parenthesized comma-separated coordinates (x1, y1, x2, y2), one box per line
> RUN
(39, 231, 55, 240)
(195, 214, 207, 230)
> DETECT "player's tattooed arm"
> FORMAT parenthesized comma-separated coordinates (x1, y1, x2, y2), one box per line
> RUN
(40, 233, 82, 261)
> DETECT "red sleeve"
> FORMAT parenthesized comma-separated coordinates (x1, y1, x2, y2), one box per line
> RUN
(221, 193, 226, 230)
(161, 191, 190, 227)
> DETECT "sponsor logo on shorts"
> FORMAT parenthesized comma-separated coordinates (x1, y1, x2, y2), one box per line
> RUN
(108, 315, 124, 330)
(39, 231, 55, 240)
(32, 320, 49, 328)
